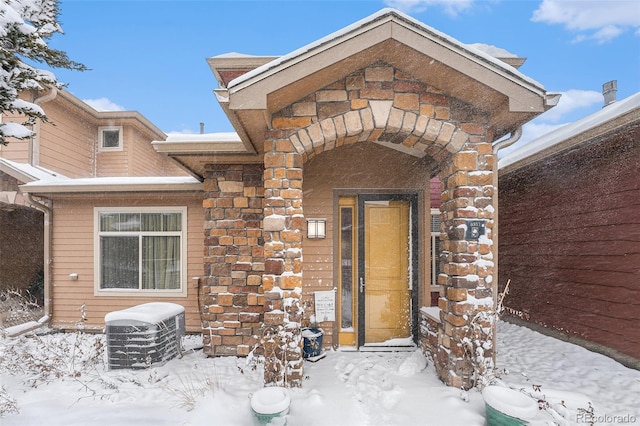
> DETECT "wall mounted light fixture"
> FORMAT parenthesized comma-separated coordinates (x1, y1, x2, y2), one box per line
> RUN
(306, 218, 326, 239)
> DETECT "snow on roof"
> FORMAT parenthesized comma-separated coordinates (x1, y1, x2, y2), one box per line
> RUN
(105, 302, 185, 324)
(165, 132, 241, 143)
(2, 156, 203, 193)
(210, 52, 266, 59)
(20, 175, 203, 193)
(465, 43, 518, 58)
(500, 91, 640, 171)
(0, 157, 67, 182)
(227, 8, 544, 91)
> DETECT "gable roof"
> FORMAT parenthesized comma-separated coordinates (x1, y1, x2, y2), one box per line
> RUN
(227, 8, 543, 95)
(499, 91, 640, 174)
(159, 8, 557, 177)
(219, 8, 555, 137)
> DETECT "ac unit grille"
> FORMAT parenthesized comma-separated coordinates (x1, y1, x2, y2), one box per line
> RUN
(105, 303, 185, 369)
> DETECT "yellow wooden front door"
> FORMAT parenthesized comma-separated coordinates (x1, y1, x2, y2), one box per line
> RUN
(363, 200, 411, 343)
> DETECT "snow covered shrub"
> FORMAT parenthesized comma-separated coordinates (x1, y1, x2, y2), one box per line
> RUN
(0, 386, 18, 417)
(262, 293, 304, 387)
(0, 331, 106, 389)
(0, 327, 121, 416)
(517, 373, 597, 424)
(461, 280, 513, 389)
(461, 309, 498, 388)
(162, 372, 220, 411)
(0, 289, 43, 331)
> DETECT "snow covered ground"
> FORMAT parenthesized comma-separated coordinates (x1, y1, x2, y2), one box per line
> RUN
(1, 321, 638, 425)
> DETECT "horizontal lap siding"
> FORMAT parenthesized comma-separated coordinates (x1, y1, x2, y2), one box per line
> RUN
(129, 126, 158, 176)
(97, 126, 186, 177)
(128, 127, 185, 176)
(50, 194, 204, 332)
(97, 150, 128, 177)
(499, 131, 640, 358)
(39, 101, 95, 178)
(0, 137, 29, 163)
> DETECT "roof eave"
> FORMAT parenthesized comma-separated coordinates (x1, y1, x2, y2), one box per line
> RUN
(55, 90, 167, 140)
(152, 139, 249, 155)
(20, 181, 204, 194)
(0, 162, 38, 184)
(500, 103, 640, 174)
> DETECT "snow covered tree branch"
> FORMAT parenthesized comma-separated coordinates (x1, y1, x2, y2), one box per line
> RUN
(0, 0, 86, 144)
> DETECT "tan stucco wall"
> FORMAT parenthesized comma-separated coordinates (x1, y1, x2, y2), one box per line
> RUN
(49, 193, 204, 332)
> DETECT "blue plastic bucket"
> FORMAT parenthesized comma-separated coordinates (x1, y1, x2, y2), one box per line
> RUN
(302, 328, 323, 358)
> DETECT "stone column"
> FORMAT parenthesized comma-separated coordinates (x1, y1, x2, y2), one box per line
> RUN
(201, 164, 265, 357)
(437, 144, 496, 389)
(262, 132, 305, 387)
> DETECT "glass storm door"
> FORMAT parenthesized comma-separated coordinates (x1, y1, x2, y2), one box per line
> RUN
(360, 199, 411, 344)
(338, 194, 417, 348)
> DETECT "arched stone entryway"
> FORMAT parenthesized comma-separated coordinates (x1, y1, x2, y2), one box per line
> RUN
(259, 64, 495, 388)
(186, 8, 552, 392)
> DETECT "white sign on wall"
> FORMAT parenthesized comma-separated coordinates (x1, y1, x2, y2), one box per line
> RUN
(314, 290, 335, 322)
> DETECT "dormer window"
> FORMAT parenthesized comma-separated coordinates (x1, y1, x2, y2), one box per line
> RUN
(99, 126, 123, 151)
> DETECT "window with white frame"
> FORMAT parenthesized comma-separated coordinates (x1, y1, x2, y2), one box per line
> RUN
(430, 208, 441, 290)
(95, 207, 187, 295)
(98, 126, 123, 151)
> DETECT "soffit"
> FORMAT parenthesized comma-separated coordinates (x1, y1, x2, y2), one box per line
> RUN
(207, 54, 280, 88)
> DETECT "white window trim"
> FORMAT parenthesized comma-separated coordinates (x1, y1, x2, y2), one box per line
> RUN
(93, 206, 188, 297)
(98, 126, 123, 152)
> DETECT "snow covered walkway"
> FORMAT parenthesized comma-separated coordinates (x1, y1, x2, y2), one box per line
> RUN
(1, 321, 638, 425)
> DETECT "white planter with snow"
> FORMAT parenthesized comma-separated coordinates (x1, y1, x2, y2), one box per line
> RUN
(251, 386, 291, 425)
(482, 385, 538, 425)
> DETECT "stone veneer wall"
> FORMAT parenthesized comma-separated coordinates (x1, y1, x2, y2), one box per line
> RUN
(201, 164, 265, 357)
(261, 130, 306, 386)
(436, 146, 496, 389)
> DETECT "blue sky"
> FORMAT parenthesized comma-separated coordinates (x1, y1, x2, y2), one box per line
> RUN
(49, 0, 640, 153)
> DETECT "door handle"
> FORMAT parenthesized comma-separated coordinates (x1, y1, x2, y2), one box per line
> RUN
(360, 277, 365, 293)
